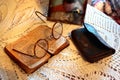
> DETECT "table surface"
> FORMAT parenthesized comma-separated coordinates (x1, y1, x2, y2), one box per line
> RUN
(0, 0, 120, 80)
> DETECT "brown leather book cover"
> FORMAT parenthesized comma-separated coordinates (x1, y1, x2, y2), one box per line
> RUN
(5, 25, 69, 73)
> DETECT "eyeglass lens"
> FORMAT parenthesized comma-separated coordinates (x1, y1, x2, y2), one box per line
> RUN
(34, 39, 48, 58)
(52, 22, 63, 39)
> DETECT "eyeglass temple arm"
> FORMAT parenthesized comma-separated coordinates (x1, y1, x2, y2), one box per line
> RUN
(35, 11, 47, 23)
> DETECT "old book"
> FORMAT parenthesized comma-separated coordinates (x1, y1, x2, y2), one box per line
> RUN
(5, 25, 69, 73)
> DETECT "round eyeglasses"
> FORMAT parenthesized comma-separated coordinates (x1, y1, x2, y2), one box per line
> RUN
(33, 11, 63, 58)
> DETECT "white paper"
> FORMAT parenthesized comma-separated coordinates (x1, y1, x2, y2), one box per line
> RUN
(84, 4, 120, 52)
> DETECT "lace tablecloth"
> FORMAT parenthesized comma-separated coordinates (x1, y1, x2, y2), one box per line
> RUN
(0, 0, 120, 80)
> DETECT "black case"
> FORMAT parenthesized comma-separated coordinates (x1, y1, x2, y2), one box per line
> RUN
(71, 23, 115, 63)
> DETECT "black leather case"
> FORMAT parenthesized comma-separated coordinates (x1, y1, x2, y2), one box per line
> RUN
(71, 23, 115, 63)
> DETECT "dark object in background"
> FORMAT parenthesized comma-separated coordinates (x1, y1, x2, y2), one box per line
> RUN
(48, 0, 88, 25)
(63, 0, 76, 3)
(71, 23, 115, 63)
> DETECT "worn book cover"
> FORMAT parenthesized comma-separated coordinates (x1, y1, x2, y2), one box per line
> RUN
(5, 25, 69, 73)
